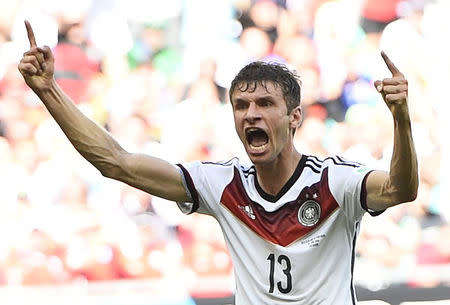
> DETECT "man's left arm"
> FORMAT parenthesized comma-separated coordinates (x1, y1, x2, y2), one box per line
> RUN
(365, 51, 419, 211)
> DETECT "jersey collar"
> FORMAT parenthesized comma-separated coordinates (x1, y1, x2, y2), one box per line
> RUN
(254, 154, 307, 203)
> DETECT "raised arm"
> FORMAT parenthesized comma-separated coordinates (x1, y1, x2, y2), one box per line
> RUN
(365, 51, 418, 211)
(18, 21, 189, 202)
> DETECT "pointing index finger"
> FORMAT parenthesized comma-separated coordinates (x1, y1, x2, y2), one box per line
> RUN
(24, 20, 37, 47)
(381, 51, 403, 77)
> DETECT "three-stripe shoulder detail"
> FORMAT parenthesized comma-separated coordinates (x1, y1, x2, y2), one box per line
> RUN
(305, 155, 363, 173)
(325, 156, 362, 168)
(242, 165, 256, 178)
(305, 155, 323, 173)
(201, 157, 237, 167)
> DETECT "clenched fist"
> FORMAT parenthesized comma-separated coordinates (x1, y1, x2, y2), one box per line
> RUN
(374, 51, 410, 121)
(18, 20, 55, 91)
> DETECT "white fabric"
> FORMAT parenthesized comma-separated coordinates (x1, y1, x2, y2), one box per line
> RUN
(177, 155, 374, 305)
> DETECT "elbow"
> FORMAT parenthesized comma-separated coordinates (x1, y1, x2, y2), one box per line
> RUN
(410, 186, 418, 202)
(72, 137, 129, 180)
(389, 173, 419, 204)
(96, 151, 128, 180)
(394, 186, 418, 204)
(99, 165, 121, 179)
(400, 190, 417, 203)
(405, 177, 419, 203)
(98, 162, 124, 180)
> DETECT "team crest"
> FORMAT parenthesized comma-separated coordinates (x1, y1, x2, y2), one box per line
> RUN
(298, 200, 321, 227)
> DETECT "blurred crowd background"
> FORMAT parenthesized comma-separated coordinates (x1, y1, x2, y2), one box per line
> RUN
(0, 0, 449, 303)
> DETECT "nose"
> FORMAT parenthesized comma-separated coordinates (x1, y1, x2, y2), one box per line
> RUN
(245, 102, 261, 124)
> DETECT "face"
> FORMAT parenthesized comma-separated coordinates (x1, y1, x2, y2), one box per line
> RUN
(231, 81, 300, 164)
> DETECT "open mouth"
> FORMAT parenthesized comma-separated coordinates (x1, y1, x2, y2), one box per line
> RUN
(245, 127, 269, 152)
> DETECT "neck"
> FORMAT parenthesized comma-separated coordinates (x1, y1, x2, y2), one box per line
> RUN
(255, 147, 302, 197)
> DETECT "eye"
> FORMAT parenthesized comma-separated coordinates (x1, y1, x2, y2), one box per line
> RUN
(234, 101, 248, 110)
(258, 99, 272, 107)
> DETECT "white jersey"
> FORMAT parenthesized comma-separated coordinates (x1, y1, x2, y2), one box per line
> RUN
(176, 155, 381, 305)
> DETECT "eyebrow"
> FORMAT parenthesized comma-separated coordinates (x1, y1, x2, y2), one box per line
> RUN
(232, 95, 275, 104)
(231, 98, 247, 105)
(256, 95, 276, 102)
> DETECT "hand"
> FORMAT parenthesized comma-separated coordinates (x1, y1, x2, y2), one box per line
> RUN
(18, 20, 55, 91)
(374, 51, 409, 121)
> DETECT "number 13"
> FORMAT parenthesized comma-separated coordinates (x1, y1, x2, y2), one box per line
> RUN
(267, 253, 292, 293)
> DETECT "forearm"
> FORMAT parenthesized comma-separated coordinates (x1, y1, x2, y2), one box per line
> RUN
(387, 115, 418, 203)
(32, 80, 189, 202)
(34, 80, 125, 176)
(19, 22, 189, 203)
(367, 51, 418, 210)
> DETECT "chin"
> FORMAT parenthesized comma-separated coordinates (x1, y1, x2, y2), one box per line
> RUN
(246, 151, 271, 165)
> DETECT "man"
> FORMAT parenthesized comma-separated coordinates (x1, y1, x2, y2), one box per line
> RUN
(19, 20, 418, 304)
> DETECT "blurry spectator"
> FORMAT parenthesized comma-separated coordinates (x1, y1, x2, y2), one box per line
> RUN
(314, 0, 363, 121)
(183, 57, 228, 104)
(234, 0, 254, 30)
(178, 214, 234, 298)
(360, 0, 402, 34)
(239, 26, 273, 61)
(248, 0, 283, 43)
(409, 222, 450, 287)
(53, 11, 100, 104)
(0, 0, 448, 299)
(160, 78, 222, 162)
(294, 116, 328, 157)
(379, 0, 435, 124)
(127, 22, 182, 80)
(104, 63, 175, 143)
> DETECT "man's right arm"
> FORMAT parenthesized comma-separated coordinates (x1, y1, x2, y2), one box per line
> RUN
(39, 81, 189, 202)
(18, 21, 190, 203)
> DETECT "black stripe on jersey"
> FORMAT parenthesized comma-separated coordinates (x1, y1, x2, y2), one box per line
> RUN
(244, 172, 255, 178)
(306, 156, 323, 168)
(304, 164, 320, 173)
(336, 155, 363, 167)
(308, 155, 324, 163)
(305, 160, 321, 171)
(242, 165, 256, 178)
(360, 170, 385, 216)
(324, 156, 360, 168)
(201, 157, 236, 166)
(176, 164, 199, 213)
(350, 221, 359, 305)
(254, 155, 307, 202)
(304, 156, 322, 173)
(244, 171, 256, 178)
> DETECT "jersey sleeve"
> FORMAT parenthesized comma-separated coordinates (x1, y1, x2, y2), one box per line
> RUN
(175, 160, 236, 217)
(327, 157, 383, 222)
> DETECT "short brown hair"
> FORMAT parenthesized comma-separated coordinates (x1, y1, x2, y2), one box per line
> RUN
(229, 61, 301, 113)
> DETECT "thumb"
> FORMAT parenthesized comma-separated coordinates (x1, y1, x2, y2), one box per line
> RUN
(374, 80, 383, 93)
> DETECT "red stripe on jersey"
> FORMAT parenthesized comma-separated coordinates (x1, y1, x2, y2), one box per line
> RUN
(220, 167, 339, 246)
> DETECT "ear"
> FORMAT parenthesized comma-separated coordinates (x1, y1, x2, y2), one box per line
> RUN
(289, 106, 302, 130)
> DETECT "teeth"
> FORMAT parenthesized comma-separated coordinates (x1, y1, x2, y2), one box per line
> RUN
(249, 143, 268, 151)
(246, 127, 260, 135)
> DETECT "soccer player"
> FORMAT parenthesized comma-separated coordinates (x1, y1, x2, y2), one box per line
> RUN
(19, 21, 418, 304)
